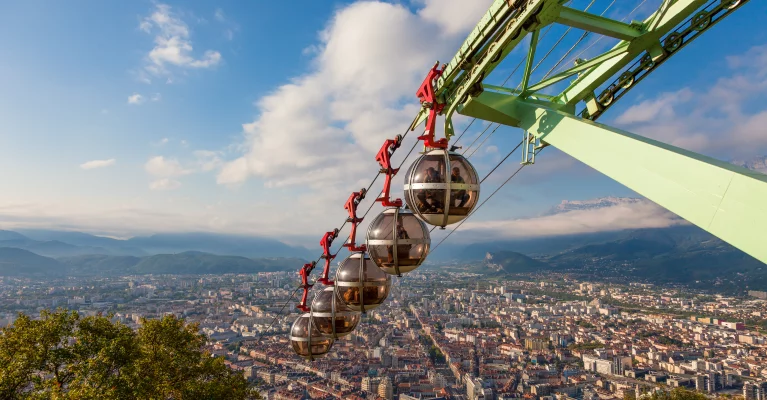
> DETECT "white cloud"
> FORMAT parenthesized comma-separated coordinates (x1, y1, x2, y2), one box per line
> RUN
(151, 93, 162, 102)
(194, 150, 223, 172)
(138, 3, 222, 80)
(144, 156, 191, 177)
(79, 159, 116, 170)
(612, 44, 767, 158)
(214, 8, 226, 22)
(615, 88, 692, 124)
(459, 198, 686, 241)
(416, 0, 494, 36)
(218, 0, 492, 189)
(149, 178, 181, 191)
(127, 93, 144, 105)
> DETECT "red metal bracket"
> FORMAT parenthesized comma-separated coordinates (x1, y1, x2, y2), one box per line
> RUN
(297, 261, 316, 312)
(343, 189, 367, 253)
(375, 135, 403, 208)
(416, 62, 448, 149)
(317, 229, 339, 286)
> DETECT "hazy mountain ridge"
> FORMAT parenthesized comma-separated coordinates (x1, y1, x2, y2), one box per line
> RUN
(12, 229, 312, 259)
(482, 225, 765, 289)
(0, 248, 63, 276)
(732, 155, 767, 174)
(3, 250, 305, 276)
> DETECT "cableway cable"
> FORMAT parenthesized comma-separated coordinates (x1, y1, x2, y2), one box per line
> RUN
(553, 0, 649, 76)
(260, 0, 646, 343)
(430, 145, 546, 254)
(428, 139, 524, 234)
(541, 0, 617, 81)
(256, 116, 421, 343)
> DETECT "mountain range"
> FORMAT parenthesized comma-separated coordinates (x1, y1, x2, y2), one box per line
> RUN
(0, 248, 304, 277)
(2, 229, 313, 259)
(470, 224, 765, 292)
(0, 229, 313, 276)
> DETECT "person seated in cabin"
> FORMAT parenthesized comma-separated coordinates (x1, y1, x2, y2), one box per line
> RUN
(387, 218, 411, 265)
(450, 166, 470, 208)
(416, 167, 444, 213)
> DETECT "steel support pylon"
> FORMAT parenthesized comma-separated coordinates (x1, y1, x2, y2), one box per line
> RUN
(458, 91, 767, 264)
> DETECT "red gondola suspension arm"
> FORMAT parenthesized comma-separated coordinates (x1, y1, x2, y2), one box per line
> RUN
(415, 62, 448, 149)
(317, 229, 339, 285)
(343, 189, 367, 253)
(296, 261, 316, 312)
(375, 135, 403, 208)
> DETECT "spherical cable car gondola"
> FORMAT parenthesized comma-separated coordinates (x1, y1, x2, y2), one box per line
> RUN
(311, 286, 360, 339)
(404, 148, 480, 228)
(289, 313, 334, 361)
(366, 207, 430, 276)
(334, 252, 391, 313)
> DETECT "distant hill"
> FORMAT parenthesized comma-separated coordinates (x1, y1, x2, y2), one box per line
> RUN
(126, 233, 312, 259)
(12, 229, 312, 259)
(58, 255, 142, 276)
(0, 230, 29, 241)
(0, 248, 63, 276)
(0, 238, 114, 258)
(56, 252, 304, 276)
(483, 251, 551, 274)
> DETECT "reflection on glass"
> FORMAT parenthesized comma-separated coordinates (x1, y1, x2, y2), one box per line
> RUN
(289, 314, 333, 360)
(334, 253, 391, 311)
(311, 287, 360, 338)
(366, 208, 430, 274)
(404, 149, 481, 227)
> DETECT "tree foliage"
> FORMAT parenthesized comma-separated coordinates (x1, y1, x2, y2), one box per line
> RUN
(0, 310, 260, 399)
(645, 388, 709, 400)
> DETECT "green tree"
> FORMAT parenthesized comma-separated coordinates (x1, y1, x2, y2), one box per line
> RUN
(0, 309, 260, 399)
(646, 388, 709, 400)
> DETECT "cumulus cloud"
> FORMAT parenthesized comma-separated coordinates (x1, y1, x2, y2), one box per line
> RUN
(458, 198, 686, 241)
(79, 159, 116, 170)
(127, 93, 144, 105)
(193, 150, 223, 172)
(138, 3, 222, 81)
(416, 0, 495, 36)
(217, 0, 493, 189)
(615, 88, 693, 124)
(149, 178, 181, 191)
(144, 156, 191, 177)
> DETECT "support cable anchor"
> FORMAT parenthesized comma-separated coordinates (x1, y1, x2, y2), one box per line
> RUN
(297, 261, 316, 312)
(375, 135, 404, 208)
(416, 62, 449, 149)
(343, 189, 367, 253)
(317, 229, 339, 286)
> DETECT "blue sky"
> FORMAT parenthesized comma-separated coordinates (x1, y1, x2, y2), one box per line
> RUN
(0, 0, 765, 247)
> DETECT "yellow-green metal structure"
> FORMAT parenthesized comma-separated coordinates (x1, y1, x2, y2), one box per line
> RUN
(411, 0, 766, 263)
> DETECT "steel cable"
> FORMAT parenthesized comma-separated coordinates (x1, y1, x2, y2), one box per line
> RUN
(430, 146, 546, 254)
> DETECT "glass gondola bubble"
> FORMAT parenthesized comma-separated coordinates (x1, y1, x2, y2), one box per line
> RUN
(311, 286, 360, 339)
(289, 313, 334, 361)
(366, 207, 430, 276)
(334, 252, 391, 312)
(403, 148, 480, 227)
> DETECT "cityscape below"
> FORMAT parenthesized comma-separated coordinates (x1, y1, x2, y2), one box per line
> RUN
(2, 264, 766, 400)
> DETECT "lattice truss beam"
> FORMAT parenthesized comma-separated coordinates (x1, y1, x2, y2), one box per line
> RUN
(410, 0, 766, 263)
